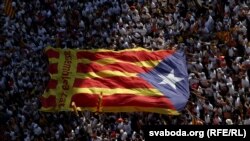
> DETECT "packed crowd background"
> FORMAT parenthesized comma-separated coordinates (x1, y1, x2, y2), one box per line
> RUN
(0, 0, 250, 140)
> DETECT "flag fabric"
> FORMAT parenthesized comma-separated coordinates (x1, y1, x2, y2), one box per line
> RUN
(216, 30, 237, 47)
(40, 47, 190, 115)
(216, 31, 232, 44)
(4, 0, 15, 18)
(192, 116, 204, 125)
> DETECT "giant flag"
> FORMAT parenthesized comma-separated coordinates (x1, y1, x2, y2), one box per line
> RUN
(41, 47, 190, 115)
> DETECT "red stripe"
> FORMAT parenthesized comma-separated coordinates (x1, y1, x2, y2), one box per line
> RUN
(71, 94, 99, 107)
(40, 95, 56, 108)
(8, 6, 13, 16)
(77, 62, 151, 74)
(46, 49, 60, 58)
(102, 94, 175, 109)
(49, 63, 58, 74)
(5, 1, 11, 14)
(77, 50, 174, 62)
(73, 77, 154, 88)
(47, 79, 58, 89)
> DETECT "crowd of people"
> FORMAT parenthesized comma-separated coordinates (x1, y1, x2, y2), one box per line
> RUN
(0, 0, 250, 140)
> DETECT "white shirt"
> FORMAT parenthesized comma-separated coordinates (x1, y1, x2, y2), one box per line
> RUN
(228, 48, 235, 57)
(195, 105, 200, 118)
(132, 14, 140, 22)
(34, 126, 42, 136)
(244, 119, 250, 125)
(24, 135, 31, 141)
(242, 76, 249, 88)
(205, 114, 211, 124)
(92, 136, 102, 141)
(123, 123, 132, 135)
(121, 3, 129, 13)
(87, 124, 92, 135)
(79, 20, 85, 28)
(117, 122, 124, 130)
(235, 96, 241, 108)
(228, 85, 235, 95)
(121, 131, 128, 141)
(55, 130, 60, 140)
(10, 131, 16, 141)
(205, 15, 214, 32)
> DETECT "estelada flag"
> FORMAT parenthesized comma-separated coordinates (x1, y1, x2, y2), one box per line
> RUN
(40, 47, 190, 115)
(4, 0, 15, 18)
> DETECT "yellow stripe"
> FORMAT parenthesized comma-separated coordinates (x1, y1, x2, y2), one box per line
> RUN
(66, 48, 78, 109)
(45, 87, 163, 96)
(85, 58, 161, 68)
(76, 71, 138, 78)
(54, 48, 78, 111)
(39, 107, 57, 112)
(49, 57, 161, 68)
(74, 87, 163, 96)
(95, 58, 119, 65)
(133, 60, 161, 68)
(41, 90, 56, 98)
(101, 106, 180, 115)
(51, 70, 137, 78)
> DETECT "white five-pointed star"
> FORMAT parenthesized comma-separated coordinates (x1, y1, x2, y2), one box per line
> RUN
(158, 70, 184, 89)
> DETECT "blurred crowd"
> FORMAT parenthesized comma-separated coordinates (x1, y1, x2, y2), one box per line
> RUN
(0, 0, 250, 140)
